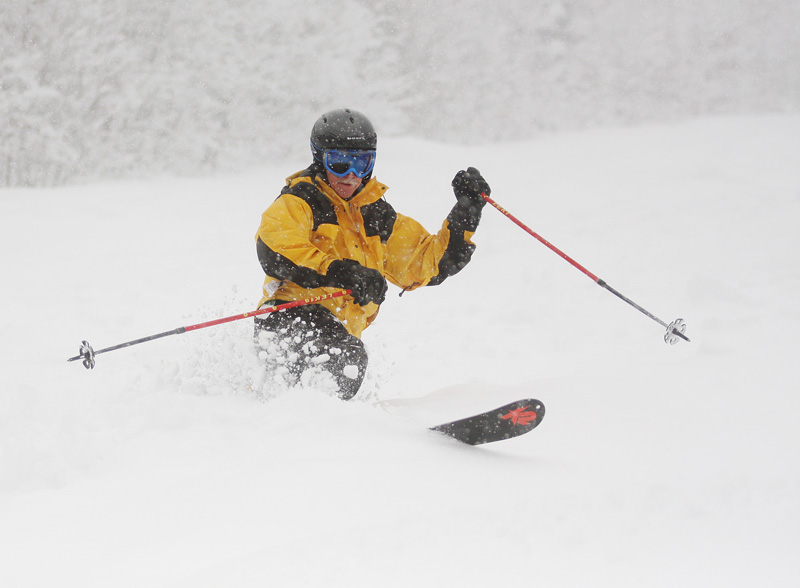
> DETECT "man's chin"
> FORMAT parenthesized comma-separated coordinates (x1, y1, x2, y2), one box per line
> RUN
(335, 183, 360, 199)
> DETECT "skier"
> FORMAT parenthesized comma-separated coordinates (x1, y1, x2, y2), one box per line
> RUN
(254, 108, 490, 399)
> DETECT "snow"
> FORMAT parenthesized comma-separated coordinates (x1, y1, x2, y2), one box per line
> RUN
(1, 115, 799, 586)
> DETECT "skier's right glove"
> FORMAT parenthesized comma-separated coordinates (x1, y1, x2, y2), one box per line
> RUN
(325, 259, 388, 306)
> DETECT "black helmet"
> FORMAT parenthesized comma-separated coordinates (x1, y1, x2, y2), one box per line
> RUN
(310, 108, 377, 163)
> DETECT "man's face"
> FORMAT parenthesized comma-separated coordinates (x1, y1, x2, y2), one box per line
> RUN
(326, 170, 362, 200)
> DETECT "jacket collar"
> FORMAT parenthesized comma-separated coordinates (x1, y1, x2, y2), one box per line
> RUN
(287, 168, 388, 208)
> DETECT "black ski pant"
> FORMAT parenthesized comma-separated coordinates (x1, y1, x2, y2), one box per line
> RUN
(253, 302, 367, 400)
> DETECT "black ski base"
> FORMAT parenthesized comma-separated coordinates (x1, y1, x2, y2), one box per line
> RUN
(430, 398, 545, 445)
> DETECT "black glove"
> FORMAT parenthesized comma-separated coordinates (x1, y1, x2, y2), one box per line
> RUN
(325, 259, 388, 306)
(449, 167, 490, 233)
(451, 167, 490, 209)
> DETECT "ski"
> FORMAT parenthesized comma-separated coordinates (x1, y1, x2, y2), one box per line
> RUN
(430, 398, 545, 445)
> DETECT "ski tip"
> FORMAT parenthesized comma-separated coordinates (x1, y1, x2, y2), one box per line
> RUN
(431, 398, 545, 446)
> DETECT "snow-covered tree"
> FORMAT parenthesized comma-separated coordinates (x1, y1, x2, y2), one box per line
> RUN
(1, 0, 797, 187)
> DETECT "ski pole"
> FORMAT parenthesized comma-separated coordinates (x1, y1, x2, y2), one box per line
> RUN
(481, 193, 689, 344)
(67, 290, 351, 369)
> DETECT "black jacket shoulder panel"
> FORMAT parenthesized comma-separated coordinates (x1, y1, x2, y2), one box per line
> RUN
(280, 180, 338, 230)
(361, 199, 397, 243)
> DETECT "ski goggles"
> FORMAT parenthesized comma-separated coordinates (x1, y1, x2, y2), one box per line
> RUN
(322, 149, 376, 178)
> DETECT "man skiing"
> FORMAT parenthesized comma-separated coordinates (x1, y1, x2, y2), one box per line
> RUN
(254, 108, 490, 399)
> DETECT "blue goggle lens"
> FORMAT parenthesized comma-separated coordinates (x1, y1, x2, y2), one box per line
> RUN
(323, 150, 376, 178)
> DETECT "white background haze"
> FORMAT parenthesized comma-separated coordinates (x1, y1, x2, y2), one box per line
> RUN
(1, 0, 798, 185)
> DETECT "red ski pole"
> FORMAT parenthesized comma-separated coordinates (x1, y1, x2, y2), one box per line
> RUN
(67, 290, 351, 369)
(481, 193, 689, 344)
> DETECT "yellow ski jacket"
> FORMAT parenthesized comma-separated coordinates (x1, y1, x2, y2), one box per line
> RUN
(255, 167, 481, 338)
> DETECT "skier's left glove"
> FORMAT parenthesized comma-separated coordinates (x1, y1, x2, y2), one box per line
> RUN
(449, 167, 490, 232)
(452, 167, 490, 210)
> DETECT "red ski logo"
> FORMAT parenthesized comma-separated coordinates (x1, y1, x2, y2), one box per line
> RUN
(500, 406, 538, 426)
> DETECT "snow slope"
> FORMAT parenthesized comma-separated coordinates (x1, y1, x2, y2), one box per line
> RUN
(1, 116, 799, 587)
